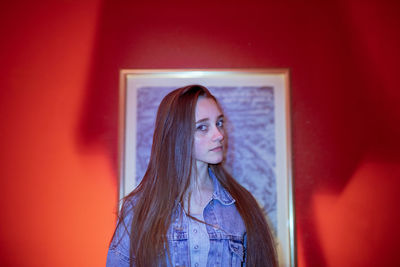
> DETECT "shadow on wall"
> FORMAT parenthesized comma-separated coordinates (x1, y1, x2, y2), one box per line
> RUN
(75, 1, 400, 266)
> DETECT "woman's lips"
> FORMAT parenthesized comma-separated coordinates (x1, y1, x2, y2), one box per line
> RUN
(210, 146, 223, 152)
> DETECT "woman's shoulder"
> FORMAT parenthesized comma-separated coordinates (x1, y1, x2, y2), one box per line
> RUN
(120, 192, 142, 211)
(107, 195, 138, 266)
(108, 193, 141, 252)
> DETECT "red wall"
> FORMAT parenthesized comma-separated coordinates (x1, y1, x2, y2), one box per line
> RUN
(1, 0, 399, 266)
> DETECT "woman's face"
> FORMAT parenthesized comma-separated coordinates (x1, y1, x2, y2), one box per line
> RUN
(193, 97, 225, 165)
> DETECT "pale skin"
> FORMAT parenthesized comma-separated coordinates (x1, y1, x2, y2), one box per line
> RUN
(183, 96, 225, 215)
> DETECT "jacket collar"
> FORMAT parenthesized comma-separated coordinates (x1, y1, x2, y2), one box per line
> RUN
(209, 167, 235, 206)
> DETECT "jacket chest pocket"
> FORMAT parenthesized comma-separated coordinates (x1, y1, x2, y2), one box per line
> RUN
(168, 229, 190, 266)
(229, 239, 245, 266)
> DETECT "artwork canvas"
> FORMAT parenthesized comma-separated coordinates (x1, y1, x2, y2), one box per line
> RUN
(119, 69, 294, 266)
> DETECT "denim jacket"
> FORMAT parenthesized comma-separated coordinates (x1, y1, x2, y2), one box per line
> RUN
(106, 169, 247, 267)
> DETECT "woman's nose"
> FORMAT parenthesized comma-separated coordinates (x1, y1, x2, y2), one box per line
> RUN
(212, 127, 224, 142)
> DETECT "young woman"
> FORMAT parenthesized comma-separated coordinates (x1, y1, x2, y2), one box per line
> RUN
(106, 85, 277, 267)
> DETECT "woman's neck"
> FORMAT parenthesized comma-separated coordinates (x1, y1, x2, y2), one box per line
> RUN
(191, 161, 211, 188)
(184, 161, 214, 215)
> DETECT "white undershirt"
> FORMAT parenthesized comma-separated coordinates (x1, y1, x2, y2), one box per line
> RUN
(188, 213, 210, 267)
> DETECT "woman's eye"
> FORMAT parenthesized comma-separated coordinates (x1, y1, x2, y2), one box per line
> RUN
(196, 125, 208, 131)
(216, 120, 224, 128)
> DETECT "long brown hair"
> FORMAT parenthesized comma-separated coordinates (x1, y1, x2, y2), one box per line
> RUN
(115, 85, 277, 266)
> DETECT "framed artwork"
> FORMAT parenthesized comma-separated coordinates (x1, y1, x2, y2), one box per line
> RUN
(118, 69, 295, 266)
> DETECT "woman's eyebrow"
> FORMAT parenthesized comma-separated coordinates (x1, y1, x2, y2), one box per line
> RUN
(196, 114, 224, 124)
(196, 118, 209, 124)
